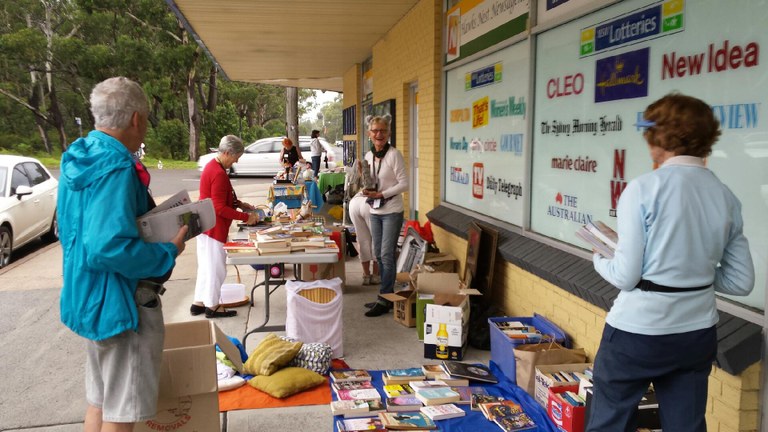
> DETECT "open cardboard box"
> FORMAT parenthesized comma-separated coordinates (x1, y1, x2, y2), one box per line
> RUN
(136, 321, 243, 432)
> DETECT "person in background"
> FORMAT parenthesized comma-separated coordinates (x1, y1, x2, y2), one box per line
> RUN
(309, 129, 323, 176)
(278, 137, 304, 178)
(586, 93, 755, 432)
(58, 76, 188, 432)
(362, 114, 408, 317)
(193, 135, 259, 318)
(347, 158, 380, 286)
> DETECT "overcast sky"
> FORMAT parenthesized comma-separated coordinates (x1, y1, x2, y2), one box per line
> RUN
(303, 90, 340, 120)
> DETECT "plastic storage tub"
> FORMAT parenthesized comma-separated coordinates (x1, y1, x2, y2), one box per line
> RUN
(489, 313, 569, 383)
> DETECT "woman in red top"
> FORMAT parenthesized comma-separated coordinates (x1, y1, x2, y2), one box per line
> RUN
(192, 135, 259, 318)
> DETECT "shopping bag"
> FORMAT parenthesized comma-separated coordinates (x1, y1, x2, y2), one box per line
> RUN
(514, 342, 587, 396)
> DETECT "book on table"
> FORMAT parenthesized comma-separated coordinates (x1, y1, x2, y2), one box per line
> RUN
(383, 384, 415, 398)
(493, 411, 536, 432)
(408, 380, 448, 391)
(383, 368, 426, 384)
(337, 388, 382, 401)
(419, 403, 466, 421)
(333, 381, 375, 394)
(385, 395, 423, 412)
(432, 373, 469, 387)
(575, 220, 617, 259)
(336, 417, 386, 431)
(440, 361, 498, 384)
(471, 394, 504, 411)
(331, 399, 385, 418)
(421, 364, 444, 379)
(452, 386, 488, 405)
(377, 411, 437, 430)
(414, 387, 461, 406)
(331, 370, 373, 383)
(479, 400, 523, 420)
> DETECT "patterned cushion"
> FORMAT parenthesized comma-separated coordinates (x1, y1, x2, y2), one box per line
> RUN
(243, 333, 302, 376)
(281, 336, 333, 375)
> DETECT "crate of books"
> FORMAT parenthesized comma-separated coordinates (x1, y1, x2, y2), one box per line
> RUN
(534, 363, 592, 408)
(488, 313, 569, 383)
(547, 384, 585, 432)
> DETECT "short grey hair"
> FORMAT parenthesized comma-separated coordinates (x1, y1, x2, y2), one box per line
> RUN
(218, 135, 244, 155)
(90, 77, 149, 130)
(365, 114, 392, 131)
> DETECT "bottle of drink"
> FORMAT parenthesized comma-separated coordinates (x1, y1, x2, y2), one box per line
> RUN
(436, 323, 449, 359)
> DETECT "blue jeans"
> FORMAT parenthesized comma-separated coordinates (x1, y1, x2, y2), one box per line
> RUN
(311, 156, 321, 175)
(586, 324, 716, 432)
(370, 211, 403, 298)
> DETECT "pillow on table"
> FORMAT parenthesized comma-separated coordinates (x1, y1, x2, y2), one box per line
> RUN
(243, 333, 303, 376)
(248, 367, 325, 398)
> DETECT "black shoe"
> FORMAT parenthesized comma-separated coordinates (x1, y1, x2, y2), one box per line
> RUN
(205, 306, 237, 318)
(365, 302, 392, 317)
(364, 301, 378, 309)
(190, 304, 206, 316)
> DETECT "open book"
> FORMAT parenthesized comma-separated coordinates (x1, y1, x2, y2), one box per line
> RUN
(137, 190, 215, 243)
(575, 220, 617, 259)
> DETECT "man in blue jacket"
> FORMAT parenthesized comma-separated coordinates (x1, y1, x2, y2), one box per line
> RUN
(58, 76, 188, 431)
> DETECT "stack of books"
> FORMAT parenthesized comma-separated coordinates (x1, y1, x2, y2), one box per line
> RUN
(222, 239, 260, 256)
(377, 412, 437, 430)
(440, 361, 498, 384)
(331, 399, 386, 418)
(493, 321, 547, 343)
(336, 417, 386, 431)
(330, 369, 373, 383)
(413, 387, 461, 406)
(382, 368, 426, 385)
(419, 403, 466, 421)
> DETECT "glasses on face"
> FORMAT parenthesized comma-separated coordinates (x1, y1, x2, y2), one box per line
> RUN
(370, 129, 389, 135)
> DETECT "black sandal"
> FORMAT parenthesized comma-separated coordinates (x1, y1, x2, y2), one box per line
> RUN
(205, 305, 237, 318)
(190, 304, 206, 316)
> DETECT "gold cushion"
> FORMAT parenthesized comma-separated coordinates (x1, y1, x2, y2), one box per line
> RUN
(243, 333, 302, 376)
(248, 367, 325, 398)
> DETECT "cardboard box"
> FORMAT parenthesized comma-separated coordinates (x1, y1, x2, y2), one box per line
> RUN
(423, 297, 470, 360)
(547, 385, 585, 432)
(423, 252, 458, 273)
(136, 321, 243, 432)
(534, 363, 592, 408)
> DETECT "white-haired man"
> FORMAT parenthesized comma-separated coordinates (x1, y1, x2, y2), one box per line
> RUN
(58, 76, 188, 431)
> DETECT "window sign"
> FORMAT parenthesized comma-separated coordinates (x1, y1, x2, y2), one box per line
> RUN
(444, 41, 529, 226)
(531, 0, 768, 309)
(445, 0, 529, 64)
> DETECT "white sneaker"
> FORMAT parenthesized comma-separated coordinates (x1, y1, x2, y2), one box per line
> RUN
(362, 275, 372, 285)
(370, 275, 381, 285)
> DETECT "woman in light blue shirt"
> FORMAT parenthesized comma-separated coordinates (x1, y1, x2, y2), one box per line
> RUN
(586, 94, 755, 432)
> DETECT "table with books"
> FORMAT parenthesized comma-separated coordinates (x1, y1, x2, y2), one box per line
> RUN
(330, 361, 560, 432)
(225, 222, 340, 349)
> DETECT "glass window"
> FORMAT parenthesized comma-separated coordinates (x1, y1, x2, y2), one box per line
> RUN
(0, 167, 7, 197)
(23, 162, 49, 186)
(10, 165, 30, 195)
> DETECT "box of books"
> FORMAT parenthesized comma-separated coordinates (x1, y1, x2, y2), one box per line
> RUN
(547, 385, 585, 432)
(534, 363, 593, 408)
(136, 321, 243, 432)
(488, 314, 569, 384)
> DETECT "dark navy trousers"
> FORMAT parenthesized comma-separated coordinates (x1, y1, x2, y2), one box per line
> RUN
(586, 324, 717, 432)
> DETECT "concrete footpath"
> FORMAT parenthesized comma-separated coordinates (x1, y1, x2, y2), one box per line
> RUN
(0, 182, 491, 431)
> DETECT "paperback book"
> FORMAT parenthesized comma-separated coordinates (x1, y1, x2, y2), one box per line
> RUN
(419, 403, 466, 421)
(383, 384, 415, 398)
(575, 220, 617, 259)
(408, 380, 448, 391)
(493, 412, 536, 432)
(336, 388, 382, 401)
(377, 412, 437, 430)
(441, 361, 498, 384)
(479, 400, 523, 421)
(414, 387, 461, 406)
(333, 381, 375, 394)
(452, 386, 488, 404)
(336, 417, 386, 431)
(432, 373, 469, 387)
(471, 394, 504, 411)
(386, 395, 424, 412)
(331, 399, 386, 418)
(421, 364, 444, 379)
(383, 368, 426, 384)
(331, 370, 373, 383)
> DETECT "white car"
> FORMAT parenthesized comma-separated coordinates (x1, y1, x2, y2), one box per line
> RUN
(198, 136, 341, 176)
(0, 155, 58, 268)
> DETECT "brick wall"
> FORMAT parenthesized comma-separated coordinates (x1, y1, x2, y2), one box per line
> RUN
(433, 225, 761, 432)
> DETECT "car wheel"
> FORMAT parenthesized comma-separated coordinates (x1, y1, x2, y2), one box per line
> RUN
(42, 212, 59, 243)
(0, 226, 12, 269)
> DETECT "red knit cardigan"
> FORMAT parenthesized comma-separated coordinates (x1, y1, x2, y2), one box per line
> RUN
(199, 159, 249, 242)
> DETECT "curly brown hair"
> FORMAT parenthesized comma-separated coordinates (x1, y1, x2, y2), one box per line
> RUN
(642, 93, 721, 158)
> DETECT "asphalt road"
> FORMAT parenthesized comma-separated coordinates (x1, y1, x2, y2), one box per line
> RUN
(9, 169, 272, 267)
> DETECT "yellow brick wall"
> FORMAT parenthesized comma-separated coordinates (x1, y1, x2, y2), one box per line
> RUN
(364, 0, 443, 222)
(433, 225, 762, 431)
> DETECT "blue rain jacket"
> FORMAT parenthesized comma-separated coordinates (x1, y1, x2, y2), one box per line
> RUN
(58, 131, 178, 340)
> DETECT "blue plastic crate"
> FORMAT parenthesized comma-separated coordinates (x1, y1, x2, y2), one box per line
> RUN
(488, 313, 569, 383)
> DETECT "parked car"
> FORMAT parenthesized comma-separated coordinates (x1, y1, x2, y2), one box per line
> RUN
(0, 155, 59, 268)
(198, 135, 341, 176)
